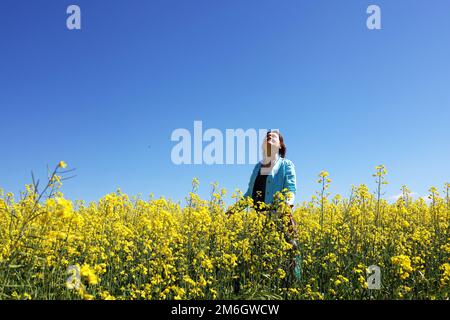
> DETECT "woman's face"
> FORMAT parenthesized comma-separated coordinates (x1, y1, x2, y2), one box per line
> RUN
(263, 132, 281, 156)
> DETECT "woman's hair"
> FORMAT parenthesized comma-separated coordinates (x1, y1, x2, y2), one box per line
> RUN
(277, 132, 287, 158)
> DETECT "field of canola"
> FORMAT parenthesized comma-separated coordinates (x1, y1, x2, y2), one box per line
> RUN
(0, 163, 449, 300)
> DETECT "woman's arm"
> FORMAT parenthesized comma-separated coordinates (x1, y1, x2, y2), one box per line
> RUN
(227, 164, 259, 215)
(284, 160, 297, 206)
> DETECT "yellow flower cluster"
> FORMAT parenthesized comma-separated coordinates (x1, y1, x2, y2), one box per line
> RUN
(391, 255, 413, 280)
(0, 174, 449, 300)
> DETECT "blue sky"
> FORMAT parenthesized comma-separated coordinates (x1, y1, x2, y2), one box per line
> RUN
(1, 0, 449, 205)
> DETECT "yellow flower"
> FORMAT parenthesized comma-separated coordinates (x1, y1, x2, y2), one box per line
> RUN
(23, 293, 32, 300)
(277, 268, 286, 279)
(58, 161, 67, 168)
(440, 263, 450, 287)
(391, 255, 413, 280)
(101, 291, 116, 300)
(80, 264, 99, 285)
(183, 275, 196, 287)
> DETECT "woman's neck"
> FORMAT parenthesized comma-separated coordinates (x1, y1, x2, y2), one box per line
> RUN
(261, 152, 279, 167)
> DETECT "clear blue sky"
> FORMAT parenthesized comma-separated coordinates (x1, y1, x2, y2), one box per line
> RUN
(1, 0, 449, 205)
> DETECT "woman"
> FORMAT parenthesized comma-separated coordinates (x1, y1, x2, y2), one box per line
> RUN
(234, 130, 301, 293)
(244, 130, 296, 208)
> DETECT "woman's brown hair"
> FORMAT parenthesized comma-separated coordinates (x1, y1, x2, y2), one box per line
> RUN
(277, 132, 286, 158)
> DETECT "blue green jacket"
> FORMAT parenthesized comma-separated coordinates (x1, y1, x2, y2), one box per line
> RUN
(244, 157, 297, 205)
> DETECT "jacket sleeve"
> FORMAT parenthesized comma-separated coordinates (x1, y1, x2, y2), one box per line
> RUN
(283, 160, 297, 205)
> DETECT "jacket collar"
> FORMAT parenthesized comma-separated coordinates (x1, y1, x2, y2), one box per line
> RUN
(259, 154, 283, 177)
